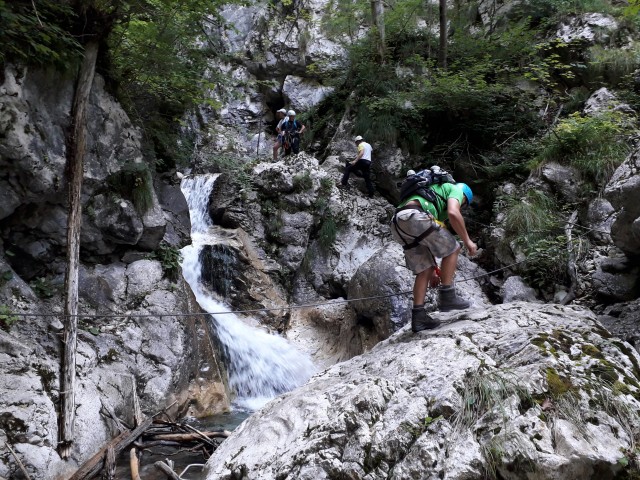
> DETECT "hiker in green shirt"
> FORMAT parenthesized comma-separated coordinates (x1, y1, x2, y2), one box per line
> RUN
(391, 180, 477, 332)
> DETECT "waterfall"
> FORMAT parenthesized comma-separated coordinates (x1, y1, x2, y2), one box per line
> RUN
(180, 174, 315, 410)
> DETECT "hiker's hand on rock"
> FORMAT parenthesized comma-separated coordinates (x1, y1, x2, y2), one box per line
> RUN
(465, 240, 478, 257)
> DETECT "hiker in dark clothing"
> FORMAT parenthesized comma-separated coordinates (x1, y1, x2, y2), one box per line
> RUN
(340, 135, 374, 197)
(281, 110, 305, 155)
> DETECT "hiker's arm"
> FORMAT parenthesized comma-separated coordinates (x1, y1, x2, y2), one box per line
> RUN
(447, 198, 477, 256)
(299, 124, 306, 134)
(352, 148, 364, 164)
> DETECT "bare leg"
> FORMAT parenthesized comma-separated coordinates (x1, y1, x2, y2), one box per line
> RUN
(413, 266, 435, 306)
(439, 246, 460, 286)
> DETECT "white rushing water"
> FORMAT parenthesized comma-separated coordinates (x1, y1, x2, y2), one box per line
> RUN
(180, 174, 315, 410)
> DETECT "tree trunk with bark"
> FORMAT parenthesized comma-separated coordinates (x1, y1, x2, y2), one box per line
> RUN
(59, 40, 100, 460)
(438, 0, 447, 69)
(370, 0, 385, 62)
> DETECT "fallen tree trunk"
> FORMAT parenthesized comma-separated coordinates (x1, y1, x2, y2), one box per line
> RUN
(69, 416, 152, 480)
(147, 431, 230, 442)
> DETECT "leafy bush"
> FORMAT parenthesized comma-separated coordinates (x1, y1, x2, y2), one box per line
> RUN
(0, 0, 82, 68)
(0, 305, 18, 331)
(148, 242, 183, 280)
(522, 235, 571, 290)
(535, 111, 633, 186)
(30, 277, 55, 299)
(317, 216, 338, 252)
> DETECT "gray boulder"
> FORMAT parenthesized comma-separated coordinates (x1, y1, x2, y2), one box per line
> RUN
(584, 197, 614, 245)
(502, 275, 539, 303)
(205, 302, 640, 480)
(605, 149, 640, 256)
(592, 255, 639, 301)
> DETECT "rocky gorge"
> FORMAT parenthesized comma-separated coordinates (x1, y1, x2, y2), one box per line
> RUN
(2, 0, 640, 479)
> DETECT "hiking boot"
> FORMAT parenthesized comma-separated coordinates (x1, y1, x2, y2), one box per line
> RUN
(411, 306, 440, 332)
(438, 285, 471, 312)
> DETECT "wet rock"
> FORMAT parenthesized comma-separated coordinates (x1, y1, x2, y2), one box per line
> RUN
(585, 198, 614, 245)
(540, 162, 582, 203)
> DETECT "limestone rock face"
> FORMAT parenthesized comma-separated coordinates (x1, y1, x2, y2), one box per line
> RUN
(205, 303, 640, 480)
(605, 149, 640, 257)
(0, 65, 174, 279)
(0, 64, 226, 478)
(556, 13, 619, 44)
(0, 255, 230, 479)
(592, 255, 639, 302)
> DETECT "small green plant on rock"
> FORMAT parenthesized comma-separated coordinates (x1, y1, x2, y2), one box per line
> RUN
(0, 305, 19, 330)
(148, 242, 183, 280)
(293, 170, 313, 192)
(0, 270, 13, 286)
(30, 277, 55, 299)
(454, 369, 532, 431)
(108, 162, 155, 214)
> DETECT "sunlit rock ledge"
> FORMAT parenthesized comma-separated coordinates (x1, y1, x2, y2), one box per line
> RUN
(205, 302, 640, 480)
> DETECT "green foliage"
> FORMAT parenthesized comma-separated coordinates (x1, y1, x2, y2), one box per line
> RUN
(0, 0, 82, 68)
(0, 304, 18, 330)
(317, 216, 338, 252)
(261, 199, 284, 242)
(535, 111, 633, 187)
(500, 189, 581, 290)
(454, 369, 532, 431)
(30, 277, 54, 299)
(0, 269, 13, 286)
(585, 44, 640, 88)
(107, 0, 228, 170)
(319, 176, 333, 194)
(107, 162, 154, 214)
(522, 235, 572, 290)
(481, 139, 542, 181)
(503, 189, 560, 245)
(205, 154, 254, 192)
(293, 170, 313, 192)
(148, 242, 183, 280)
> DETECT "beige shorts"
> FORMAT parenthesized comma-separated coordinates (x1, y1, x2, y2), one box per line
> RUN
(391, 209, 460, 274)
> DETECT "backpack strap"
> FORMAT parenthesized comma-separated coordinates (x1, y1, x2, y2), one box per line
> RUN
(391, 213, 439, 250)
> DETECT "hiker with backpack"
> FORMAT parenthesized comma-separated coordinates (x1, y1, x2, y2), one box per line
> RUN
(390, 167, 477, 332)
(273, 108, 289, 160)
(281, 110, 306, 155)
(340, 135, 375, 197)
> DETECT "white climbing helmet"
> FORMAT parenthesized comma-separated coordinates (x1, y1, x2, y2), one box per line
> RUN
(354, 135, 363, 142)
(287, 110, 296, 116)
(277, 108, 287, 114)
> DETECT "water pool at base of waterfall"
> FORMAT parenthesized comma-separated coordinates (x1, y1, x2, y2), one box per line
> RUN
(114, 410, 250, 479)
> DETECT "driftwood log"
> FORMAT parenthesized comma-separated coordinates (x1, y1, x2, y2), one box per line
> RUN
(70, 416, 229, 479)
(69, 416, 153, 480)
